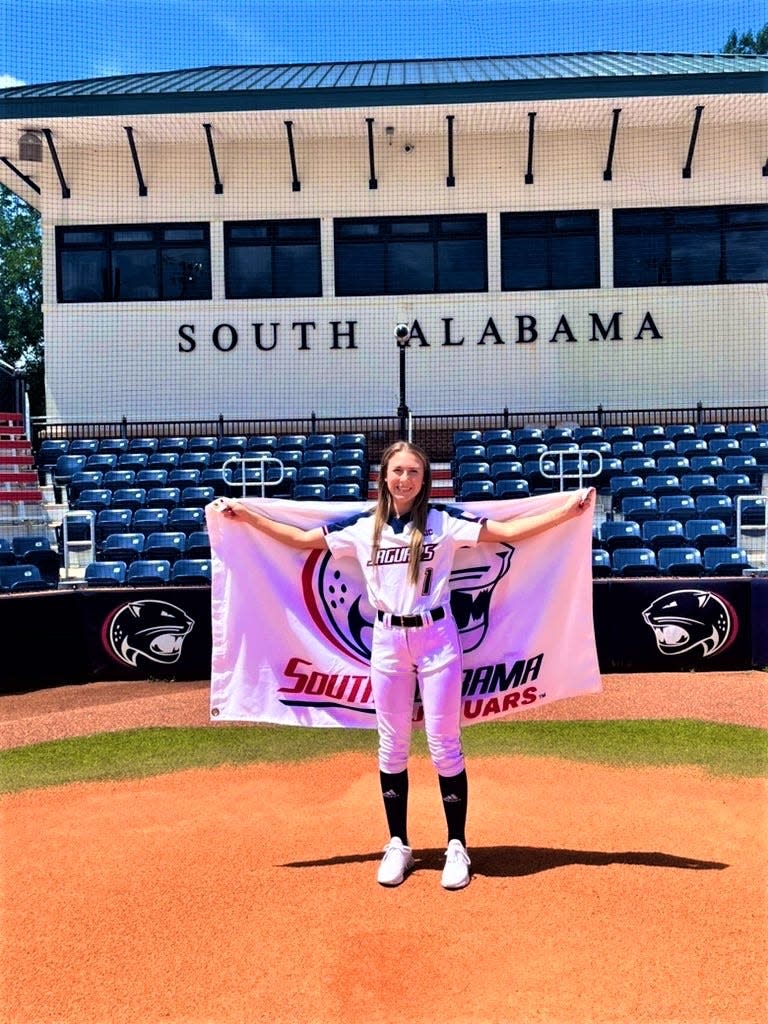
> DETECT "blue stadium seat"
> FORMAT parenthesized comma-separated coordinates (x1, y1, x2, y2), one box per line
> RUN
(68, 439, 99, 457)
(146, 487, 181, 511)
(715, 473, 757, 499)
(604, 426, 634, 443)
(658, 494, 697, 523)
(708, 438, 741, 457)
(677, 439, 708, 457)
(171, 559, 212, 585)
(694, 494, 734, 527)
(656, 455, 690, 475)
(702, 547, 751, 576)
(495, 479, 530, 500)
(619, 495, 658, 524)
(457, 461, 491, 484)
(187, 436, 219, 454)
(612, 547, 658, 576)
(334, 447, 366, 467)
(126, 559, 172, 586)
(68, 470, 104, 499)
(148, 452, 180, 471)
(168, 507, 207, 534)
(482, 428, 513, 444)
(217, 434, 247, 454)
(84, 561, 127, 587)
(657, 547, 704, 577)
(136, 468, 169, 487)
(100, 532, 145, 564)
(277, 434, 307, 451)
(543, 427, 574, 443)
(128, 437, 159, 454)
(486, 443, 517, 463)
(99, 437, 129, 456)
(741, 438, 768, 466)
(641, 519, 685, 551)
(608, 475, 646, 508)
(490, 460, 525, 482)
(622, 456, 656, 479)
(460, 479, 495, 502)
(644, 439, 675, 457)
(297, 466, 331, 485)
(111, 487, 147, 512)
(0, 564, 52, 592)
(514, 427, 544, 443)
(36, 439, 70, 477)
(688, 455, 723, 475)
(52, 454, 87, 490)
(664, 424, 695, 442)
(684, 518, 732, 552)
(454, 444, 486, 464)
(103, 470, 136, 489)
(612, 440, 643, 458)
(679, 473, 718, 499)
(179, 452, 210, 472)
(0, 538, 15, 566)
(168, 469, 201, 487)
(723, 454, 760, 482)
(180, 486, 216, 508)
(293, 483, 326, 501)
(327, 482, 362, 502)
(574, 426, 604, 443)
(96, 508, 133, 543)
(132, 507, 170, 537)
(157, 436, 189, 455)
(144, 531, 187, 563)
(452, 429, 483, 446)
(302, 449, 334, 468)
(118, 452, 149, 471)
(330, 464, 364, 486)
(185, 531, 211, 560)
(337, 432, 367, 449)
(645, 475, 682, 500)
(726, 422, 757, 441)
(85, 453, 118, 473)
(73, 488, 112, 513)
(307, 433, 336, 450)
(598, 520, 643, 552)
(591, 548, 611, 578)
(695, 423, 726, 441)
(634, 425, 664, 442)
(246, 434, 278, 453)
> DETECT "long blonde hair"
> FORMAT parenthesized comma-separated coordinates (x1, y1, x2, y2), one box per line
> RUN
(372, 441, 432, 586)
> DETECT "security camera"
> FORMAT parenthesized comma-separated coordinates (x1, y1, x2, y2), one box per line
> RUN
(403, 143, 414, 153)
(394, 323, 410, 346)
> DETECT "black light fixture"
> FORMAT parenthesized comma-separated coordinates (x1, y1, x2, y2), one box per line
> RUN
(394, 323, 410, 440)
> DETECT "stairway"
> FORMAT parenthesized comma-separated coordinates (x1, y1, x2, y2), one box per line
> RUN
(0, 412, 49, 532)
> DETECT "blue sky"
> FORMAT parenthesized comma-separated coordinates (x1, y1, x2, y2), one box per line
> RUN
(1, 0, 765, 87)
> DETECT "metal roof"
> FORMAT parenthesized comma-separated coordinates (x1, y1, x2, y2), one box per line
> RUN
(1, 52, 766, 118)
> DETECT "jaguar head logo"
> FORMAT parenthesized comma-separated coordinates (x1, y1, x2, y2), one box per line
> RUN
(642, 589, 736, 658)
(104, 600, 195, 668)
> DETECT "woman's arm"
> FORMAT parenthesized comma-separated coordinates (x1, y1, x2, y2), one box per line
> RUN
(478, 487, 595, 544)
(209, 497, 328, 550)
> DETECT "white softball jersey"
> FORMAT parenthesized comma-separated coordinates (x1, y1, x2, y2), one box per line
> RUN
(324, 504, 485, 616)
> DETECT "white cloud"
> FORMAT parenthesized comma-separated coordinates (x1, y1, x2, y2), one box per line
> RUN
(0, 74, 26, 89)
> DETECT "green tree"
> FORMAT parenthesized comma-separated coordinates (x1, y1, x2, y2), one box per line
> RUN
(0, 184, 43, 414)
(722, 23, 768, 53)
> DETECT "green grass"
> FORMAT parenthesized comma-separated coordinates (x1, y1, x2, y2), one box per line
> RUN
(1, 719, 766, 793)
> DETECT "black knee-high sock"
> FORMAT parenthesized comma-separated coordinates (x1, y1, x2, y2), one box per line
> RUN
(438, 769, 468, 846)
(379, 769, 409, 845)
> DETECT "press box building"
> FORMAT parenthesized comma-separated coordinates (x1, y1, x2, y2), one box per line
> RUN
(0, 52, 766, 424)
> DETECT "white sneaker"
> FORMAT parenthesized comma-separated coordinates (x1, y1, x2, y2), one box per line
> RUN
(377, 837, 414, 886)
(441, 839, 471, 890)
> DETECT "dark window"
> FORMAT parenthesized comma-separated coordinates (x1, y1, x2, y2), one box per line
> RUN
(56, 223, 211, 302)
(500, 211, 599, 290)
(614, 204, 768, 286)
(334, 215, 487, 296)
(224, 220, 321, 298)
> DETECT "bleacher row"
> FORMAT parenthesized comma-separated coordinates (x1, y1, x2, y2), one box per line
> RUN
(0, 430, 371, 592)
(450, 422, 768, 577)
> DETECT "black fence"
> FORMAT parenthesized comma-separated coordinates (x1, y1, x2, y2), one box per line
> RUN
(30, 403, 768, 464)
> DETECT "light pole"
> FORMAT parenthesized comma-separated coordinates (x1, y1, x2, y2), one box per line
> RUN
(394, 323, 410, 440)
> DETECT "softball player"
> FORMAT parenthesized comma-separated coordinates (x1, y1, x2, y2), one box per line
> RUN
(215, 441, 594, 890)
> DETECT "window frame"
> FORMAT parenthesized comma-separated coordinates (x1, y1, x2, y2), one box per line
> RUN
(223, 218, 322, 299)
(613, 204, 768, 287)
(500, 210, 600, 291)
(56, 222, 212, 303)
(334, 213, 488, 296)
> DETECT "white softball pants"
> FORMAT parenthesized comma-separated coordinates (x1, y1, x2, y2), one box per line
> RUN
(370, 615, 465, 777)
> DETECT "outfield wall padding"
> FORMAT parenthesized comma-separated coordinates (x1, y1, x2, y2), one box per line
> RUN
(0, 579, 765, 695)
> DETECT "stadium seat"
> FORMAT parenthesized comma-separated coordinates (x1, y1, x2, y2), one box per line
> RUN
(157, 436, 189, 455)
(126, 559, 172, 586)
(144, 531, 187, 563)
(187, 436, 219, 454)
(741, 438, 768, 466)
(146, 487, 181, 511)
(723, 454, 760, 482)
(684, 518, 732, 552)
(327, 483, 362, 502)
(622, 456, 656, 479)
(695, 423, 726, 441)
(148, 452, 180, 471)
(171, 559, 212, 585)
(459, 479, 494, 501)
(307, 433, 336, 450)
(702, 547, 751, 576)
(657, 494, 697, 523)
(495, 478, 530, 500)
(96, 508, 134, 543)
(337, 432, 367, 448)
(186, 531, 211, 560)
(688, 455, 723, 475)
(330, 464, 364, 486)
(482, 428, 513, 444)
(179, 452, 210, 472)
(111, 487, 147, 512)
(695, 494, 734, 527)
(457, 461, 491, 484)
(454, 444, 486, 464)
(36, 439, 70, 478)
(128, 437, 159, 454)
(334, 447, 366, 467)
(118, 453, 149, 471)
(100, 532, 145, 565)
(277, 434, 307, 451)
(634, 425, 664, 442)
(679, 473, 718, 499)
(303, 449, 334, 468)
(591, 548, 611, 578)
(132, 508, 170, 537)
(641, 519, 685, 551)
(86, 453, 118, 474)
(608, 475, 646, 508)
(574, 426, 604, 443)
(293, 483, 326, 501)
(453, 430, 483, 446)
(611, 547, 658, 577)
(716, 473, 757, 499)
(645, 475, 682, 500)
(168, 507, 207, 534)
(200, 469, 231, 496)
(297, 466, 331, 485)
(246, 434, 278, 453)
(644, 439, 675, 457)
(13, 538, 62, 585)
(664, 424, 695, 442)
(84, 560, 127, 587)
(99, 437, 129, 456)
(135, 468, 169, 487)
(68, 470, 104, 499)
(620, 495, 659, 524)
(490, 460, 525, 482)
(543, 427, 574, 443)
(68, 439, 99, 457)
(217, 435, 247, 454)
(612, 440, 643, 458)
(708, 438, 741, 457)
(657, 547, 704, 577)
(726, 422, 757, 441)
(73, 488, 113, 513)
(168, 469, 201, 487)
(180, 486, 216, 508)
(0, 538, 16, 566)
(604, 426, 634, 443)
(486, 443, 518, 463)
(103, 470, 136, 489)
(0, 564, 52, 592)
(52, 454, 87, 491)
(598, 520, 643, 552)
(656, 455, 690, 475)
(677, 439, 708, 457)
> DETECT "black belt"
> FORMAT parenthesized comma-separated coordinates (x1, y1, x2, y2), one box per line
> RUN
(376, 607, 446, 628)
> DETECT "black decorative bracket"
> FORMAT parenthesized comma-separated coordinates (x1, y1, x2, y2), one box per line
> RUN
(603, 108, 622, 181)
(366, 117, 377, 190)
(41, 128, 70, 198)
(682, 105, 704, 179)
(0, 156, 41, 194)
(124, 127, 148, 196)
(203, 123, 224, 194)
(525, 112, 536, 185)
(446, 114, 455, 187)
(284, 121, 301, 192)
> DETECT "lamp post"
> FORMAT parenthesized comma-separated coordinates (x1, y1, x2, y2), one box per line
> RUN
(394, 323, 410, 440)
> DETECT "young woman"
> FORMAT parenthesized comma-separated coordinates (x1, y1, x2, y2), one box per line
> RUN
(213, 440, 594, 890)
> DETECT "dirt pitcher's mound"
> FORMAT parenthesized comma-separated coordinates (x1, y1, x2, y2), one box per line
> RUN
(2, 752, 767, 1024)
